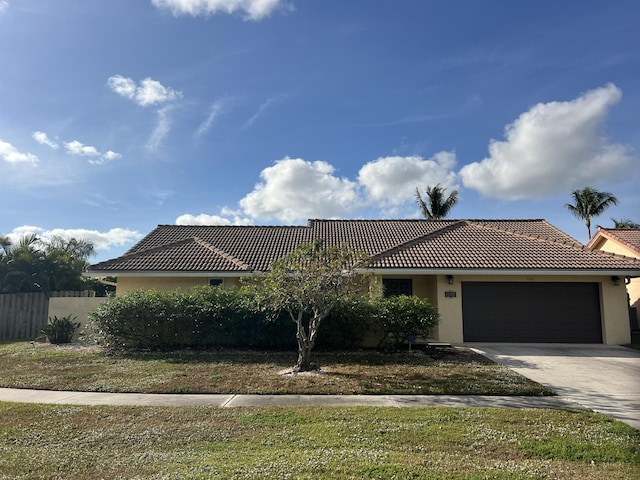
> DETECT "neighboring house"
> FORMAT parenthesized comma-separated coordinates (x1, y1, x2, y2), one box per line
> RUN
(89, 219, 640, 345)
(587, 227, 640, 330)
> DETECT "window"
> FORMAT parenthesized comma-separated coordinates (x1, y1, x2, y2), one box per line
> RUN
(209, 278, 223, 287)
(383, 278, 413, 297)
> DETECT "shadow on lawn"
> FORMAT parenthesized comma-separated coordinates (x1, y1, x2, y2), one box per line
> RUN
(113, 346, 494, 367)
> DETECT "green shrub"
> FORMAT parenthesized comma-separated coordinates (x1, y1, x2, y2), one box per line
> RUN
(372, 295, 440, 349)
(41, 315, 81, 344)
(316, 295, 375, 349)
(86, 288, 231, 350)
(86, 286, 439, 352)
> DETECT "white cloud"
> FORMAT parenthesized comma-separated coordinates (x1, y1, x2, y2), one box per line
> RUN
(89, 150, 122, 166)
(243, 95, 286, 129)
(5, 226, 142, 252)
(147, 105, 174, 150)
(0, 1, 7, 13)
(32, 131, 59, 149)
(101, 150, 122, 161)
(460, 83, 633, 200)
(151, 0, 290, 21)
(107, 74, 182, 150)
(137, 78, 182, 106)
(175, 213, 254, 225)
(107, 75, 182, 107)
(239, 157, 360, 223)
(107, 74, 137, 99)
(64, 140, 100, 157)
(358, 152, 458, 205)
(61, 140, 121, 164)
(0, 139, 39, 165)
(195, 97, 230, 138)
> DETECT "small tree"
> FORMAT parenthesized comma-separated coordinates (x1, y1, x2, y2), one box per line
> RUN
(249, 240, 370, 372)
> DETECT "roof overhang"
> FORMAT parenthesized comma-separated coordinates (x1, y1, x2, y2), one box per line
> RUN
(357, 268, 640, 277)
(88, 268, 640, 278)
(87, 271, 255, 278)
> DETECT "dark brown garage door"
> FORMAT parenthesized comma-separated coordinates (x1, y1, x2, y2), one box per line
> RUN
(462, 282, 602, 343)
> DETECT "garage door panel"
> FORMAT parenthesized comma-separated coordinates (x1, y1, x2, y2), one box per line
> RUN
(462, 282, 602, 343)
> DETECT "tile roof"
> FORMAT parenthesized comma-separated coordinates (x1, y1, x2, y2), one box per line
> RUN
(89, 219, 640, 275)
(587, 228, 640, 258)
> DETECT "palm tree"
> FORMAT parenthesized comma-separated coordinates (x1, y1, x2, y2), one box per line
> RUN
(415, 184, 459, 220)
(565, 187, 619, 239)
(0, 235, 11, 258)
(0, 234, 47, 293)
(611, 218, 640, 229)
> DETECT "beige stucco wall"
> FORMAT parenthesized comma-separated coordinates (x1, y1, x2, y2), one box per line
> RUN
(599, 280, 631, 344)
(114, 272, 631, 346)
(116, 276, 241, 295)
(378, 273, 630, 346)
(48, 297, 108, 341)
(591, 237, 640, 328)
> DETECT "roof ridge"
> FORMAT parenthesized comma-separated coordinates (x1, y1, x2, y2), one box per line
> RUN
(156, 224, 306, 229)
(96, 237, 253, 271)
(469, 220, 581, 246)
(369, 220, 467, 261)
(192, 237, 252, 271)
(94, 237, 199, 266)
(470, 222, 640, 264)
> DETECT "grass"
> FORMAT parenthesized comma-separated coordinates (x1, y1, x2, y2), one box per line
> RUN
(0, 342, 553, 395)
(0, 402, 638, 479)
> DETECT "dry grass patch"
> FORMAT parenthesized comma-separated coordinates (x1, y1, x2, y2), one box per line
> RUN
(0, 342, 552, 395)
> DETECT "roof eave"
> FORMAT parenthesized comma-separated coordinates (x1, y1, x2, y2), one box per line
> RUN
(86, 270, 254, 278)
(358, 268, 640, 277)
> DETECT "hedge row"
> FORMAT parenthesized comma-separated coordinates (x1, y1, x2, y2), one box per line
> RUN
(85, 286, 439, 351)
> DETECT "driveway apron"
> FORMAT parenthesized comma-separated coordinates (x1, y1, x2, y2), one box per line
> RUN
(468, 343, 640, 430)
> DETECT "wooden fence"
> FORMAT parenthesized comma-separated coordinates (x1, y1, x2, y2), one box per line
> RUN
(0, 291, 95, 341)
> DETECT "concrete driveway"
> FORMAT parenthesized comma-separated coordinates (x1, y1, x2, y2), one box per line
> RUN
(468, 344, 640, 430)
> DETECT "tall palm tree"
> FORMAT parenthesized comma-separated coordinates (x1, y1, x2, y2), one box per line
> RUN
(611, 218, 640, 229)
(415, 184, 459, 220)
(565, 187, 619, 239)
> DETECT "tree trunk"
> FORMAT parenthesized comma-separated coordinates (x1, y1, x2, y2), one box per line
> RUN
(293, 312, 324, 372)
(295, 343, 314, 372)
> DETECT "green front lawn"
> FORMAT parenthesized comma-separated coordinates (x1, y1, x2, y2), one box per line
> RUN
(0, 342, 552, 396)
(1, 403, 638, 479)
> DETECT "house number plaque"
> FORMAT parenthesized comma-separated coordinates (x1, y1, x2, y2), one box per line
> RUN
(444, 291, 456, 298)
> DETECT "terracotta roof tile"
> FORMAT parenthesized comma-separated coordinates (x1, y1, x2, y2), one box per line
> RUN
(89, 219, 640, 274)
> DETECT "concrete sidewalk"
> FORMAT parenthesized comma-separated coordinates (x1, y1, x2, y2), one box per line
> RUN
(0, 387, 586, 410)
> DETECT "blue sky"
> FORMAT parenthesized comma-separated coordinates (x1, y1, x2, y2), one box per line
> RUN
(1, 0, 638, 263)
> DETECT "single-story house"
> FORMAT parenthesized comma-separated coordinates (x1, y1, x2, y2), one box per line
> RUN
(89, 219, 640, 345)
(587, 227, 640, 330)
